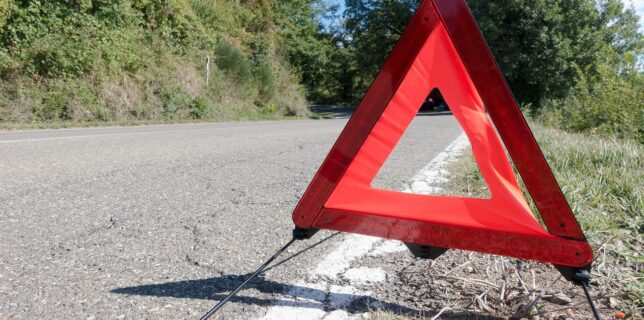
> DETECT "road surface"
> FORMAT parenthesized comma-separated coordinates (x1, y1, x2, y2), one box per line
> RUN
(0, 115, 462, 319)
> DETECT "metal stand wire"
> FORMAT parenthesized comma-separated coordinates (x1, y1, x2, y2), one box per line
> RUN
(571, 269, 601, 320)
(199, 237, 298, 320)
(581, 280, 602, 320)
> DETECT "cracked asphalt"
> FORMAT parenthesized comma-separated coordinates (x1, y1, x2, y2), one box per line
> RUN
(0, 115, 461, 319)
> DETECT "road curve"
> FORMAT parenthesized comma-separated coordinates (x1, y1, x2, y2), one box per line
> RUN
(0, 115, 461, 319)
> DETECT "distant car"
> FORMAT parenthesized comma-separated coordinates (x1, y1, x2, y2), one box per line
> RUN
(419, 89, 449, 112)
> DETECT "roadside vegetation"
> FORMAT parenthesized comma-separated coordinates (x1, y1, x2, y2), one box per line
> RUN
(0, 0, 330, 125)
(1, 0, 641, 139)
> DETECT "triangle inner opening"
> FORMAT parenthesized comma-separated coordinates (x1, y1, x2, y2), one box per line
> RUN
(370, 88, 491, 199)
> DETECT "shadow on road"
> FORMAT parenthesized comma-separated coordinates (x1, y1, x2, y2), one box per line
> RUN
(110, 231, 425, 316)
(309, 105, 355, 119)
(111, 274, 425, 314)
(111, 230, 500, 318)
(112, 274, 502, 319)
(415, 111, 453, 117)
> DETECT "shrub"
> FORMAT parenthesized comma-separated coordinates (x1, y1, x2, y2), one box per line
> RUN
(264, 103, 279, 113)
(0, 0, 10, 30)
(254, 58, 276, 102)
(159, 85, 191, 118)
(32, 90, 70, 122)
(215, 40, 252, 84)
(0, 0, 311, 124)
(539, 62, 643, 143)
(190, 96, 213, 119)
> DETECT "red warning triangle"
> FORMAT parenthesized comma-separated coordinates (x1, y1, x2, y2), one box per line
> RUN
(293, 0, 592, 268)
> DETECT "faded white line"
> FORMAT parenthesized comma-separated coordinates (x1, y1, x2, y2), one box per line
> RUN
(262, 132, 470, 320)
(403, 132, 470, 194)
(0, 132, 156, 144)
(0, 119, 324, 134)
(0, 120, 337, 144)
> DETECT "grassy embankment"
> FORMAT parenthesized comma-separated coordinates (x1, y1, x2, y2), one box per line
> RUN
(0, 1, 314, 129)
(368, 122, 642, 319)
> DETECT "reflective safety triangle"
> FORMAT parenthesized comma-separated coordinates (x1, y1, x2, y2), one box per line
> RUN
(292, 0, 592, 268)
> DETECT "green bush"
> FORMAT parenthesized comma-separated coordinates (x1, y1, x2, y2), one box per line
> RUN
(190, 96, 213, 119)
(32, 91, 70, 121)
(539, 62, 643, 143)
(255, 59, 276, 102)
(0, 0, 11, 29)
(215, 40, 252, 84)
(159, 85, 191, 118)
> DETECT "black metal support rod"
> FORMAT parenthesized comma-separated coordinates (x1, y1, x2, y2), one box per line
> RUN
(581, 280, 602, 320)
(199, 237, 298, 320)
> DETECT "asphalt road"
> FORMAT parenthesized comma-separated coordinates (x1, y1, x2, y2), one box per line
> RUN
(0, 114, 462, 319)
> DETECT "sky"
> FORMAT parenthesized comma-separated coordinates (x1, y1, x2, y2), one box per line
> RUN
(629, 0, 644, 31)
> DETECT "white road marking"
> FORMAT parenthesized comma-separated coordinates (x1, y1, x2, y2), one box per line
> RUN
(403, 133, 470, 195)
(0, 133, 146, 144)
(344, 267, 386, 283)
(262, 133, 470, 319)
(313, 234, 381, 278)
(0, 120, 327, 144)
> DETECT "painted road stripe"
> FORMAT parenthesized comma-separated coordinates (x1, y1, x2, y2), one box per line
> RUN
(0, 121, 328, 144)
(262, 133, 470, 320)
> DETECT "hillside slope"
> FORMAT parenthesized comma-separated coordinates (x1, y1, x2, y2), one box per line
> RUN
(0, 0, 318, 124)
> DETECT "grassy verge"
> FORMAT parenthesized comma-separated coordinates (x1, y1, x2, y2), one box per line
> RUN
(367, 123, 642, 319)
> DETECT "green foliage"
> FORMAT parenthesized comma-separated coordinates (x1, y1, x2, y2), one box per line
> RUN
(0, 0, 317, 123)
(254, 56, 276, 102)
(1, 0, 641, 134)
(342, 0, 420, 101)
(33, 90, 70, 121)
(215, 40, 252, 84)
(467, 0, 642, 107)
(539, 62, 643, 143)
(159, 84, 192, 118)
(190, 96, 214, 119)
(307, 0, 643, 143)
(274, 0, 338, 102)
(0, 0, 11, 28)
(316, 0, 642, 108)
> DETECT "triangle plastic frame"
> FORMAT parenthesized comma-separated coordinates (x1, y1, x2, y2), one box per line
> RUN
(292, 0, 592, 269)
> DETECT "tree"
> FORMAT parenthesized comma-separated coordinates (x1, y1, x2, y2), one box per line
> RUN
(343, 0, 419, 102)
(268, 0, 341, 101)
(466, 0, 642, 107)
(321, 0, 642, 107)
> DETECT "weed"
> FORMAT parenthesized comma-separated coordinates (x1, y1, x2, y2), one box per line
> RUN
(190, 97, 214, 119)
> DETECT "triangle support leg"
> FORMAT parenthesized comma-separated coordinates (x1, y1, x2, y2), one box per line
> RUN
(405, 242, 449, 260)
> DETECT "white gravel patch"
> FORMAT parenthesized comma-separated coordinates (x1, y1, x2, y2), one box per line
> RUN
(314, 234, 381, 278)
(368, 240, 407, 257)
(343, 267, 387, 283)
